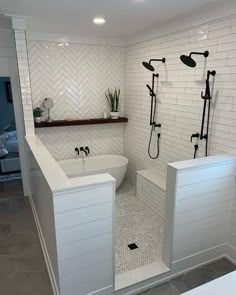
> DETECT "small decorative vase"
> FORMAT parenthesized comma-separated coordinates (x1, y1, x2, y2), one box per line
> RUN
(34, 117, 41, 123)
(110, 112, 120, 119)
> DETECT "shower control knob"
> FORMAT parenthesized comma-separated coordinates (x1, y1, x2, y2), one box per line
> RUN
(190, 133, 200, 142)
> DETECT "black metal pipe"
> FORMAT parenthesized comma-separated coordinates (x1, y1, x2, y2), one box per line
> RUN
(200, 98, 207, 139)
(193, 144, 198, 159)
(190, 51, 209, 58)
(199, 70, 216, 156)
(149, 58, 166, 64)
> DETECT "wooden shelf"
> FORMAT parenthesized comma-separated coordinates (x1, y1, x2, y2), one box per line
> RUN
(35, 117, 128, 128)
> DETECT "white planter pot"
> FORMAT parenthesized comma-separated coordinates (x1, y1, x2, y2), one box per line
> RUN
(110, 112, 120, 119)
(34, 117, 41, 123)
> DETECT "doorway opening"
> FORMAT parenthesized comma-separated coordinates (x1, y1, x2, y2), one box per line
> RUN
(0, 77, 21, 182)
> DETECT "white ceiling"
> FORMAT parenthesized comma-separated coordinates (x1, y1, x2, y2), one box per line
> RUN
(0, 0, 230, 40)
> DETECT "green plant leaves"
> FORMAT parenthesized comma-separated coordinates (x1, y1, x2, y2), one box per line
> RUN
(105, 88, 120, 112)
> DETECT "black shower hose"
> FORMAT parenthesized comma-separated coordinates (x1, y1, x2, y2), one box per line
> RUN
(148, 125, 161, 159)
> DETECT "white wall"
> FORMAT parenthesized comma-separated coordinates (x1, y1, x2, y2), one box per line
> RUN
(26, 135, 115, 295)
(27, 140, 60, 293)
(26, 38, 125, 160)
(54, 183, 114, 295)
(124, 14, 236, 181)
(170, 156, 235, 261)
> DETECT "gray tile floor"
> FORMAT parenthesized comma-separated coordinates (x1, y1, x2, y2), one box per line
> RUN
(0, 179, 53, 295)
(137, 258, 236, 295)
(0, 180, 235, 295)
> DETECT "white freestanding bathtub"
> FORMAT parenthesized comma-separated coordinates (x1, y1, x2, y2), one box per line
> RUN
(58, 155, 128, 190)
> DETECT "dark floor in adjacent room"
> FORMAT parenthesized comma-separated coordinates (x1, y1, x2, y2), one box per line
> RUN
(137, 258, 236, 295)
(0, 179, 53, 295)
(0, 180, 235, 295)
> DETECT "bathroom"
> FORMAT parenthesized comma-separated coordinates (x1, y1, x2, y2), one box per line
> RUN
(1, 0, 236, 294)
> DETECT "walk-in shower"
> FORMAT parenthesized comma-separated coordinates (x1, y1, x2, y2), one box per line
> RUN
(180, 50, 216, 157)
(142, 58, 166, 159)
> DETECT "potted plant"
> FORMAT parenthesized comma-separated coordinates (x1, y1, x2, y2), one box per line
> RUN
(33, 107, 43, 123)
(105, 88, 120, 119)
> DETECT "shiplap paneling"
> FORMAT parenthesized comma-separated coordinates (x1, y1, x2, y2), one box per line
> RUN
(170, 156, 236, 262)
(57, 232, 112, 261)
(54, 183, 114, 295)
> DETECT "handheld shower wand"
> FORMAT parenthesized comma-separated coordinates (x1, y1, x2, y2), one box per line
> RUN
(142, 57, 166, 159)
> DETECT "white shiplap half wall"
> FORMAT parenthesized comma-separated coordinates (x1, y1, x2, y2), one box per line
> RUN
(26, 37, 125, 160)
(169, 155, 236, 262)
(124, 15, 236, 181)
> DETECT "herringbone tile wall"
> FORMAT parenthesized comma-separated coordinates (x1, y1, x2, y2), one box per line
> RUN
(27, 41, 124, 119)
(27, 41, 125, 160)
(36, 124, 124, 160)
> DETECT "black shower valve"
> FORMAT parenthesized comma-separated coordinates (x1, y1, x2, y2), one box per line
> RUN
(155, 123, 161, 128)
(190, 133, 200, 142)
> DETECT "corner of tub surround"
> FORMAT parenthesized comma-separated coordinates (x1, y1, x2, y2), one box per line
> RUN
(26, 135, 116, 194)
(168, 154, 236, 172)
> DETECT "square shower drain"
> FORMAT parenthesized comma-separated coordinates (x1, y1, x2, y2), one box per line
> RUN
(128, 243, 138, 250)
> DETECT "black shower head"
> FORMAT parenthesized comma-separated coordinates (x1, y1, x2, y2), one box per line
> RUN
(180, 51, 209, 68)
(180, 55, 196, 68)
(142, 58, 166, 72)
(142, 61, 155, 72)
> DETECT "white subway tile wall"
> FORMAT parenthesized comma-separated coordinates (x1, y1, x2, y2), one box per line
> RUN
(14, 30, 35, 136)
(26, 41, 124, 159)
(124, 16, 236, 181)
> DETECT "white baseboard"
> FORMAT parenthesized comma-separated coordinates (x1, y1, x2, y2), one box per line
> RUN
(29, 195, 60, 295)
(89, 286, 113, 295)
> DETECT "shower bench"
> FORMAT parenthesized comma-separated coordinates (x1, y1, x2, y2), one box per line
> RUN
(136, 169, 166, 219)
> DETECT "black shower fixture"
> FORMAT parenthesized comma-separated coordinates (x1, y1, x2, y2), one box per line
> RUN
(142, 58, 166, 72)
(200, 70, 216, 156)
(190, 70, 216, 158)
(142, 57, 166, 159)
(180, 50, 209, 68)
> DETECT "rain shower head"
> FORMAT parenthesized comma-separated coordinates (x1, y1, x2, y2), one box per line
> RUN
(142, 58, 166, 72)
(142, 61, 155, 72)
(180, 51, 209, 68)
(180, 55, 196, 68)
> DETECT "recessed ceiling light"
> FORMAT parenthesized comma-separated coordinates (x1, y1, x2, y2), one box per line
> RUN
(93, 17, 106, 25)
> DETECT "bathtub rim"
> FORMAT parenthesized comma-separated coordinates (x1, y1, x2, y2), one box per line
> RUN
(58, 154, 128, 173)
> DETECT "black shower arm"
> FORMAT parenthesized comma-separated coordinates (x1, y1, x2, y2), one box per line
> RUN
(149, 58, 166, 64)
(189, 51, 209, 58)
(190, 52, 205, 57)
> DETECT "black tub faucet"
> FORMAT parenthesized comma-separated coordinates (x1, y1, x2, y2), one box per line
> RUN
(80, 146, 90, 157)
(74, 147, 79, 156)
(85, 146, 90, 155)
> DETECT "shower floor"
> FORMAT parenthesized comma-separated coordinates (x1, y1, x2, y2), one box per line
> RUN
(115, 180, 164, 275)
